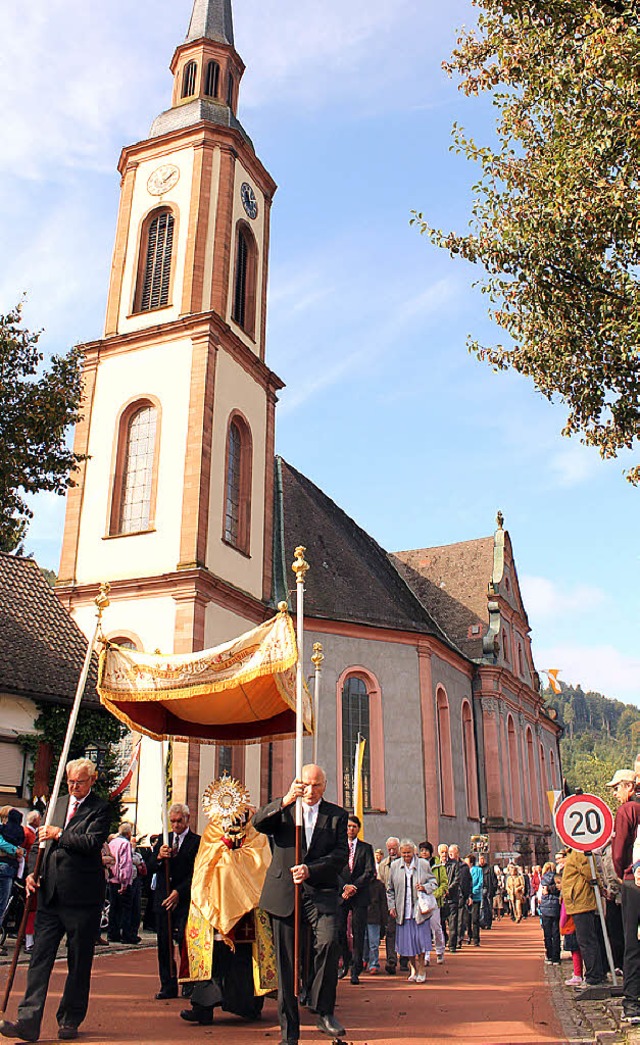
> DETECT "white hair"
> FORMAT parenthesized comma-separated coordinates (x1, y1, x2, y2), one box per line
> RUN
(399, 838, 417, 852)
(169, 803, 190, 818)
(66, 757, 97, 779)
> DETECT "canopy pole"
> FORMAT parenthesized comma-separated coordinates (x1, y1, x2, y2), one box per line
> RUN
(1, 582, 110, 1015)
(158, 738, 177, 981)
(292, 546, 309, 998)
(311, 643, 324, 765)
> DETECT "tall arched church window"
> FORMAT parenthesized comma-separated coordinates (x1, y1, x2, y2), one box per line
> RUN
(461, 700, 480, 819)
(110, 400, 159, 535)
(540, 743, 550, 825)
(436, 687, 455, 816)
(526, 729, 541, 824)
(182, 60, 197, 98)
(549, 749, 557, 790)
(507, 715, 523, 822)
(341, 677, 371, 811)
(231, 223, 258, 337)
(135, 208, 175, 313)
(223, 413, 252, 554)
(204, 60, 220, 98)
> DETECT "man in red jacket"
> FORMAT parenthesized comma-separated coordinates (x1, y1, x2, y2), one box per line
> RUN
(608, 768, 640, 1025)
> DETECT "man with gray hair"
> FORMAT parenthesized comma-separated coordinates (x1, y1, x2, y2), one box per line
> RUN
(149, 803, 200, 1000)
(378, 837, 400, 974)
(0, 758, 110, 1043)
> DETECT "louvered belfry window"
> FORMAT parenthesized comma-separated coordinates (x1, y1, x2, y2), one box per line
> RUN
(118, 404, 157, 533)
(205, 60, 220, 98)
(182, 60, 197, 98)
(224, 421, 241, 544)
(232, 228, 248, 328)
(139, 210, 174, 312)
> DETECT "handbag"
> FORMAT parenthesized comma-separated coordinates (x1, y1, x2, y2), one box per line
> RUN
(417, 891, 437, 917)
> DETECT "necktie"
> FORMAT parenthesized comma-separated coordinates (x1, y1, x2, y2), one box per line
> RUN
(65, 798, 78, 826)
(349, 841, 356, 872)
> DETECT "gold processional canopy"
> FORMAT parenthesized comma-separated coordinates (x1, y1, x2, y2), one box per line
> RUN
(97, 606, 312, 744)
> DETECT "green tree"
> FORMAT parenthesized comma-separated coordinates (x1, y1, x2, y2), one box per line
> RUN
(0, 303, 85, 551)
(412, 0, 640, 481)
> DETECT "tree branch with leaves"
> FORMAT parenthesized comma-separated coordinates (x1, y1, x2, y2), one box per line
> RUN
(412, 0, 640, 481)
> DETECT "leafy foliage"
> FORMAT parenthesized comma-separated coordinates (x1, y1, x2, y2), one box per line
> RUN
(0, 303, 86, 552)
(18, 700, 127, 828)
(546, 680, 640, 801)
(412, 0, 640, 481)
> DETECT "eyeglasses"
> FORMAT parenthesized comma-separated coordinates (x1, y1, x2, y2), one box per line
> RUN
(68, 778, 91, 786)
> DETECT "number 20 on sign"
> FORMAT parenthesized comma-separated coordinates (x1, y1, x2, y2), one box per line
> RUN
(554, 793, 614, 853)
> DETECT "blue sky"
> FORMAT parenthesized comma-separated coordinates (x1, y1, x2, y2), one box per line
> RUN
(1, 0, 638, 702)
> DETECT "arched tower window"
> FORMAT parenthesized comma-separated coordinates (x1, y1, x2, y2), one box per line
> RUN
(110, 400, 159, 535)
(223, 413, 252, 554)
(437, 686, 455, 816)
(204, 60, 220, 98)
(461, 700, 480, 819)
(231, 222, 258, 336)
(182, 60, 197, 98)
(226, 71, 235, 108)
(135, 208, 175, 313)
(507, 714, 523, 822)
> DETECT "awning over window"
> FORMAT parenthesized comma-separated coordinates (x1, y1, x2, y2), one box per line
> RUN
(97, 608, 312, 745)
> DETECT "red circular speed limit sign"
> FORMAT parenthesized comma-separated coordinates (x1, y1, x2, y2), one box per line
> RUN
(554, 793, 614, 852)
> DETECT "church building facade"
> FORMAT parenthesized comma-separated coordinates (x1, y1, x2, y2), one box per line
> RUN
(55, 0, 562, 861)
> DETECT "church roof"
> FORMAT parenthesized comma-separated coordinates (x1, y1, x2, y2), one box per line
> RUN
(0, 553, 100, 706)
(391, 538, 496, 660)
(186, 0, 234, 46)
(274, 459, 459, 646)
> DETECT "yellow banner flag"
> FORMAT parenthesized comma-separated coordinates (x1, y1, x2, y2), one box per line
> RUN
(547, 669, 562, 695)
(353, 734, 366, 839)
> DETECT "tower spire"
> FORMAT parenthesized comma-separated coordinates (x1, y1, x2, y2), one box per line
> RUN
(186, 0, 234, 46)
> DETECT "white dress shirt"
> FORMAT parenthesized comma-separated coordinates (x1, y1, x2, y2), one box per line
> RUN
(303, 801, 320, 849)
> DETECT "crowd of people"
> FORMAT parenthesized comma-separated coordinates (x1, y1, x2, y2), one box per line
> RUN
(5, 756, 640, 1041)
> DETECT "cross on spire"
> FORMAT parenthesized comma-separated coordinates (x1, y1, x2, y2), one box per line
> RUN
(186, 0, 234, 46)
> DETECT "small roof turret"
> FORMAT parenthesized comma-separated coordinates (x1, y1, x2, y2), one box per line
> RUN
(186, 0, 234, 46)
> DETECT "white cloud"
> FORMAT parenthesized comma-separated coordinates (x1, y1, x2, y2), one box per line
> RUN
(521, 575, 608, 620)
(548, 442, 603, 488)
(532, 642, 640, 705)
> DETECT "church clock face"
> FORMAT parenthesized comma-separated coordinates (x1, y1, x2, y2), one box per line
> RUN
(147, 163, 180, 196)
(240, 182, 258, 220)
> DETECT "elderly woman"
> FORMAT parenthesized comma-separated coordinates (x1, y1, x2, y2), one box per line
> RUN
(386, 839, 437, 983)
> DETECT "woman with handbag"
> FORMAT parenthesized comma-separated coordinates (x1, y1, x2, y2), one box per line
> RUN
(386, 840, 437, 984)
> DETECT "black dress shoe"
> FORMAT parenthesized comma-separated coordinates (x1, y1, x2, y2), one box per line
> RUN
(0, 1022, 39, 1043)
(179, 1008, 213, 1026)
(316, 1014, 346, 1038)
(58, 1029, 78, 1041)
(337, 966, 349, 980)
(155, 989, 178, 1000)
(350, 973, 360, 985)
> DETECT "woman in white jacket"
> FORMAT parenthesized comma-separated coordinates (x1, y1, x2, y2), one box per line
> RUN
(386, 840, 437, 983)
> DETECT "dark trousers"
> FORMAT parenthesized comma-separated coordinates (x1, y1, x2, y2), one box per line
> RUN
(384, 910, 397, 969)
(272, 896, 339, 1044)
(606, 898, 625, 971)
(621, 880, 640, 1001)
(338, 902, 367, 975)
(481, 894, 493, 928)
(447, 902, 466, 950)
(18, 899, 101, 1034)
(573, 910, 604, 986)
(107, 882, 133, 942)
(541, 914, 560, 962)
(155, 902, 186, 992)
(470, 901, 481, 944)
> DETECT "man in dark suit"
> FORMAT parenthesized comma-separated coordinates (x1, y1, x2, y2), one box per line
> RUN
(253, 763, 349, 1044)
(149, 803, 200, 999)
(0, 758, 111, 1043)
(337, 815, 375, 984)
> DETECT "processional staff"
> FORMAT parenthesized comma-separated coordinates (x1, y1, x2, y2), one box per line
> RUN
(311, 643, 324, 765)
(291, 545, 309, 998)
(1, 582, 111, 1014)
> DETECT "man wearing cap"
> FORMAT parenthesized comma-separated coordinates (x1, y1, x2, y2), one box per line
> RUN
(608, 768, 640, 1025)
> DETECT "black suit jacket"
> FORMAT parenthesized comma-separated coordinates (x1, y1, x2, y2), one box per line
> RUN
(40, 790, 111, 908)
(253, 797, 349, 918)
(338, 839, 376, 908)
(150, 829, 201, 917)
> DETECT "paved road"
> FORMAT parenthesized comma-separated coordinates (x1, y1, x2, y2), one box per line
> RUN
(1, 916, 564, 1044)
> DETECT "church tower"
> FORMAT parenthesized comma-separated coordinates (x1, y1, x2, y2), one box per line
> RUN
(57, 0, 282, 820)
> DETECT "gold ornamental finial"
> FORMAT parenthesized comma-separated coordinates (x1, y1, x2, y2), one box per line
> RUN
(311, 642, 324, 669)
(496, 510, 504, 530)
(277, 601, 289, 614)
(292, 545, 310, 583)
(95, 581, 111, 615)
